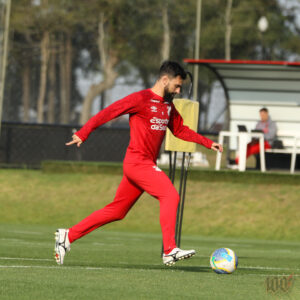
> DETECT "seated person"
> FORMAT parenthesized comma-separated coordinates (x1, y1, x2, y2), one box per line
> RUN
(231, 107, 277, 166)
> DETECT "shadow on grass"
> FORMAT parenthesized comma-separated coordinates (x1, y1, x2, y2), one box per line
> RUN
(74, 262, 211, 273)
(170, 265, 211, 273)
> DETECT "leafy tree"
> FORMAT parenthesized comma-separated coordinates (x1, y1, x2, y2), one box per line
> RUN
(4, 0, 300, 126)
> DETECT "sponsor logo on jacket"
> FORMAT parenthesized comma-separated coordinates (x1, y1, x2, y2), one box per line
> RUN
(150, 117, 169, 131)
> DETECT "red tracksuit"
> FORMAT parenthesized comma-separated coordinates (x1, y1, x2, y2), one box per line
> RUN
(235, 141, 271, 164)
(68, 89, 213, 253)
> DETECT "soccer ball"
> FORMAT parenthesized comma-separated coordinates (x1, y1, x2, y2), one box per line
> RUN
(210, 248, 238, 274)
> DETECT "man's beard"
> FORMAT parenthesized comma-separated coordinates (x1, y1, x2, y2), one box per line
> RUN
(163, 85, 176, 103)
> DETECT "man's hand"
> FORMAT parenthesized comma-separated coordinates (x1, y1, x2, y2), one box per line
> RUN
(65, 134, 83, 147)
(211, 142, 223, 152)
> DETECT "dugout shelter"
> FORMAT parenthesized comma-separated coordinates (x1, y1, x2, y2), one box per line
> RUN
(184, 59, 300, 171)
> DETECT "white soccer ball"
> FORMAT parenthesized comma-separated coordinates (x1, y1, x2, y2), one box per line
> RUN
(210, 248, 238, 274)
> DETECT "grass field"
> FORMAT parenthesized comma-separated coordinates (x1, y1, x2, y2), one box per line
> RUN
(0, 167, 300, 299)
(2, 167, 300, 240)
(0, 224, 299, 300)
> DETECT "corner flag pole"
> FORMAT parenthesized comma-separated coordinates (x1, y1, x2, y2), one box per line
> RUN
(0, 0, 12, 136)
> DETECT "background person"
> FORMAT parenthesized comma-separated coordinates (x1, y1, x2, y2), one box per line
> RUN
(232, 107, 277, 167)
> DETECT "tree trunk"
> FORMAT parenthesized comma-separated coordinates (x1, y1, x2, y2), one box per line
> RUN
(47, 44, 56, 123)
(161, 2, 170, 61)
(79, 62, 118, 124)
(37, 31, 50, 123)
(100, 91, 106, 111)
(22, 61, 30, 122)
(225, 0, 233, 60)
(64, 33, 72, 123)
(59, 33, 72, 124)
(59, 34, 67, 124)
(79, 13, 118, 125)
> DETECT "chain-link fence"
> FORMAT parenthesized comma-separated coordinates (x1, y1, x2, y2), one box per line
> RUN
(0, 122, 130, 168)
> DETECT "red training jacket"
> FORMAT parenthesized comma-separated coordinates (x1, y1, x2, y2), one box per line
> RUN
(75, 89, 214, 164)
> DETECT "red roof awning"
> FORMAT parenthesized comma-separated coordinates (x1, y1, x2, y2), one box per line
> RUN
(184, 59, 300, 67)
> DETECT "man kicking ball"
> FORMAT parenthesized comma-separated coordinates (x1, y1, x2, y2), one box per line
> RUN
(55, 61, 223, 266)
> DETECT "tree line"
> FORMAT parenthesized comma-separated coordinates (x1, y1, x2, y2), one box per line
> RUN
(2, 0, 300, 126)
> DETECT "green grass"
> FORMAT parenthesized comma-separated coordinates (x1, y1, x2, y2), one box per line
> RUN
(1, 168, 300, 240)
(1, 167, 300, 299)
(0, 224, 299, 300)
(42, 160, 300, 185)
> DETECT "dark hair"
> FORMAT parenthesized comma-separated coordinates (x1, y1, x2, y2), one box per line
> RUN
(260, 107, 268, 113)
(158, 61, 187, 80)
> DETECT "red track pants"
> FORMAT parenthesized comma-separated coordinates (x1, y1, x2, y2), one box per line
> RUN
(68, 163, 180, 254)
(235, 140, 271, 164)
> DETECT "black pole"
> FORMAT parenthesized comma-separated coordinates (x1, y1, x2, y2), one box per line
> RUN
(175, 152, 186, 246)
(186, 71, 193, 99)
(162, 150, 177, 256)
(173, 71, 194, 246)
(171, 151, 177, 183)
(168, 151, 173, 179)
(177, 153, 191, 247)
(162, 71, 194, 254)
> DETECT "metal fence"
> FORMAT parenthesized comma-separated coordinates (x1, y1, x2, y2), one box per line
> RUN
(0, 122, 130, 168)
(1, 122, 298, 171)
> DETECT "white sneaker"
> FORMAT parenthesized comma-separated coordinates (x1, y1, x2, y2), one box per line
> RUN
(163, 248, 196, 266)
(54, 229, 71, 265)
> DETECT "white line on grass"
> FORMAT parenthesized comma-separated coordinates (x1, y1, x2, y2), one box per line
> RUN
(7, 230, 42, 235)
(92, 242, 123, 246)
(0, 265, 95, 270)
(1, 265, 300, 277)
(2, 240, 51, 247)
(246, 274, 300, 277)
(0, 257, 52, 261)
(241, 266, 300, 271)
(1, 261, 300, 272)
(1, 257, 300, 272)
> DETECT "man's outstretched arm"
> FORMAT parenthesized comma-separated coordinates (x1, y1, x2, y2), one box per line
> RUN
(66, 92, 143, 147)
(168, 103, 223, 152)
